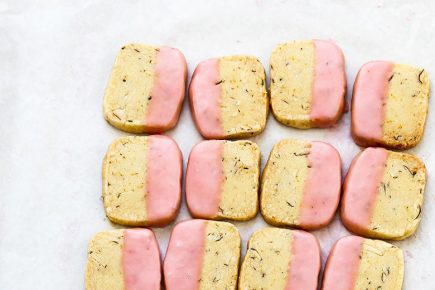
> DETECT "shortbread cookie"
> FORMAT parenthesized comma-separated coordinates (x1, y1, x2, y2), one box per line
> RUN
(270, 40, 346, 129)
(189, 55, 268, 139)
(102, 135, 182, 227)
(341, 147, 426, 240)
(164, 219, 241, 290)
(260, 139, 341, 230)
(321, 236, 404, 290)
(352, 61, 430, 149)
(239, 228, 320, 290)
(103, 43, 187, 133)
(85, 229, 161, 290)
(186, 140, 260, 221)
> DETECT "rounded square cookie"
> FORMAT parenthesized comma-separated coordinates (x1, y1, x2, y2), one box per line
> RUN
(85, 228, 161, 290)
(341, 147, 426, 240)
(163, 219, 241, 290)
(239, 227, 320, 290)
(321, 236, 404, 290)
(186, 140, 261, 221)
(260, 139, 342, 230)
(270, 40, 346, 129)
(351, 61, 430, 149)
(103, 43, 187, 133)
(102, 135, 182, 227)
(189, 55, 268, 139)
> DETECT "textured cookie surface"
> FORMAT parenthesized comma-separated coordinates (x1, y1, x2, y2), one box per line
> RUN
(102, 135, 182, 227)
(342, 147, 426, 240)
(239, 228, 320, 290)
(260, 139, 341, 230)
(103, 43, 187, 133)
(85, 229, 161, 290)
(189, 55, 268, 139)
(164, 219, 241, 290)
(270, 40, 346, 129)
(352, 61, 430, 149)
(321, 236, 403, 290)
(186, 140, 260, 221)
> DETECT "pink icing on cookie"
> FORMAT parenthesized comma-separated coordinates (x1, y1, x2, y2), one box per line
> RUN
(352, 61, 394, 145)
(189, 58, 223, 139)
(321, 236, 364, 290)
(311, 40, 346, 127)
(341, 147, 388, 235)
(186, 140, 224, 218)
(146, 46, 187, 132)
(146, 135, 182, 226)
(164, 220, 207, 290)
(122, 229, 161, 290)
(298, 141, 342, 230)
(285, 230, 320, 290)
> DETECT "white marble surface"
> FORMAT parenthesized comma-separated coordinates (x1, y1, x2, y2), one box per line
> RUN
(0, 0, 434, 289)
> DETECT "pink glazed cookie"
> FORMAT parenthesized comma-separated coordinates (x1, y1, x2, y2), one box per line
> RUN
(103, 43, 187, 133)
(102, 135, 182, 227)
(189, 55, 268, 139)
(270, 39, 346, 129)
(164, 219, 241, 290)
(186, 140, 261, 221)
(260, 139, 342, 230)
(239, 228, 321, 290)
(341, 147, 426, 240)
(85, 228, 161, 290)
(321, 236, 404, 290)
(351, 61, 430, 149)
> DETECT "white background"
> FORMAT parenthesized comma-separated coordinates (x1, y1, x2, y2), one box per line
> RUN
(1, 0, 434, 289)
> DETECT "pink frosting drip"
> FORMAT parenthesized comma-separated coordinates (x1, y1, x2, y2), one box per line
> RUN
(341, 147, 388, 234)
(311, 40, 346, 127)
(164, 220, 207, 290)
(285, 230, 321, 290)
(321, 236, 364, 290)
(186, 140, 224, 218)
(352, 61, 394, 142)
(298, 142, 342, 230)
(147, 46, 187, 132)
(189, 58, 223, 139)
(146, 135, 182, 226)
(122, 229, 161, 290)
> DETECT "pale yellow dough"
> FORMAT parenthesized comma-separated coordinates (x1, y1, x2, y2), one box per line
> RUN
(103, 43, 157, 133)
(217, 140, 261, 221)
(102, 136, 148, 226)
(239, 227, 293, 290)
(219, 55, 268, 138)
(270, 41, 315, 129)
(260, 139, 310, 227)
(85, 230, 124, 290)
(199, 221, 241, 290)
(368, 151, 426, 240)
(382, 63, 430, 149)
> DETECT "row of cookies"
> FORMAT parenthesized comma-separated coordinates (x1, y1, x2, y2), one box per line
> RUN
(86, 221, 404, 290)
(102, 135, 426, 241)
(103, 42, 430, 149)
